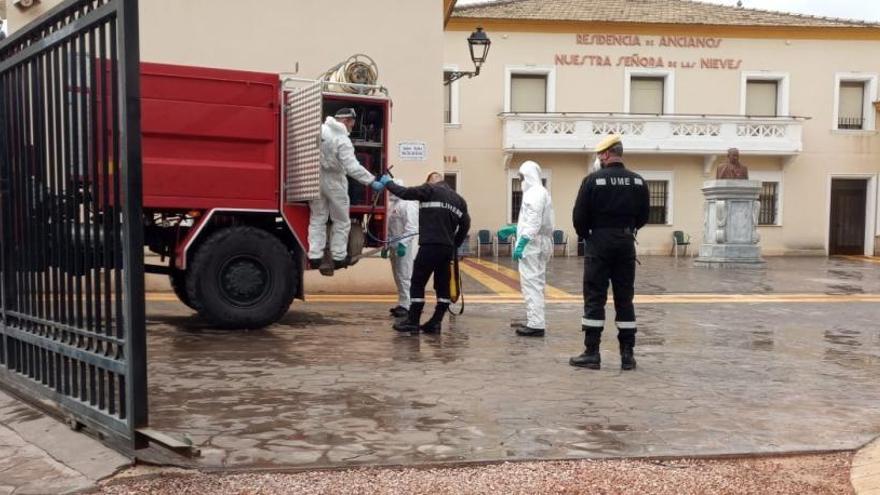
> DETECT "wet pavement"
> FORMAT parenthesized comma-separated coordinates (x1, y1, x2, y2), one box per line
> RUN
(143, 256, 880, 469)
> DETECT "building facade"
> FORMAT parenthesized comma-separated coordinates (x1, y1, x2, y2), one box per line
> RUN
(445, 0, 880, 256)
(7, 0, 456, 192)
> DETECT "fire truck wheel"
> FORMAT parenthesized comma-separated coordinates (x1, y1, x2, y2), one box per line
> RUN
(169, 268, 195, 310)
(186, 226, 296, 329)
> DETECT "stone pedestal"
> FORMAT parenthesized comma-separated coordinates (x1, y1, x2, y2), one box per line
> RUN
(695, 179, 765, 266)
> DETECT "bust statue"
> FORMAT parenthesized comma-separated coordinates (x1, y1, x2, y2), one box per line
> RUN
(716, 148, 749, 180)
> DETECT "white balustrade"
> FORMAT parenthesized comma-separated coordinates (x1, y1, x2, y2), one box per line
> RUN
(502, 114, 804, 155)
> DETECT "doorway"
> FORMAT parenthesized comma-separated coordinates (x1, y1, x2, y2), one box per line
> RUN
(829, 179, 869, 255)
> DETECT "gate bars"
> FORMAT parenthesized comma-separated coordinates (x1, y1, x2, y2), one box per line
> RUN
(0, 0, 146, 448)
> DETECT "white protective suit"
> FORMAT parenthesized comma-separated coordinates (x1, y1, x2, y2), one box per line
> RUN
(388, 180, 419, 309)
(308, 116, 376, 261)
(516, 160, 555, 330)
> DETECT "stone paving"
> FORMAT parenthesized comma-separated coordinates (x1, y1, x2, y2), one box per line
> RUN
(141, 256, 880, 470)
(0, 390, 130, 494)
(853, 437, 880, 495)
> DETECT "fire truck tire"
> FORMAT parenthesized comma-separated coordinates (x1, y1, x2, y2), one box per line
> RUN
(186, 226, 296, 329)
(169, 268, 195, 310)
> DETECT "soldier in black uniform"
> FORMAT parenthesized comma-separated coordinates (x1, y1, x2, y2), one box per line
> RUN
(380, 172, 470, 334)
(570, 135, 649, 370)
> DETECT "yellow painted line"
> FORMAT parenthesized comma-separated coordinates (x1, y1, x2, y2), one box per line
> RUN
(468, 257, 573, 298)
(145, 292, 880, 304)
(457, 261, 520, 297)
(841, 255, 880, 265)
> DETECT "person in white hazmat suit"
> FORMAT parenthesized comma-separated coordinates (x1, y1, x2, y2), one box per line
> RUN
(308, 108, 385, 270)
(499, 160, 554, 337)
(384, 179, 420, 318)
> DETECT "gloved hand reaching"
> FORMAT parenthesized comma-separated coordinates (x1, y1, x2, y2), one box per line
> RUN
(513, 236, 530, 261)
(497, 224, 517, 240)
(371, 181, 385, 192)
(379, 174, 393, 186)
(396, 243, 407, 257)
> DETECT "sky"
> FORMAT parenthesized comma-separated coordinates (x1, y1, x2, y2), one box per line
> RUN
(456, 0, 880, 23)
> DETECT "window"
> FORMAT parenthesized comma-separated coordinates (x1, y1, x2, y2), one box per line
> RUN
(509, 173, 549, 223)
(443, 77, 452, 124)
(839, 82, 865, 130)
(625, 68, 674, 114)
(646, 180, 669, 225)
(745, 80, 778, 117)
(750, 171, 784, 226)
(510, 74, 547, 113)
(759, 182, 779, 225)
(630, 77, 665, 114)
(740, 72, 789, 117)
(833, 73, 878, 131)
(443, 172, 458, 192)
(442, 66, 460, 125)
(504, 66, 556, 113)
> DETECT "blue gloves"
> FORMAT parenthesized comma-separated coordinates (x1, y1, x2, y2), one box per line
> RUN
(513, 236, 530, 261)
(497, 224, 517, 240)
(396, 243, 407, 257)
(381, 247, 389, 259)
(379, 174, 393, 186)
(371, 181, 385, 192)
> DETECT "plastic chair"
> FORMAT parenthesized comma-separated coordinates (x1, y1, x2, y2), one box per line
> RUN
(476, 230, 492, 258)
(457, 235, 472, 258)
(496, 230, 514, 257)
(552, 230, 568, 257)
(671, 230, 691, 258)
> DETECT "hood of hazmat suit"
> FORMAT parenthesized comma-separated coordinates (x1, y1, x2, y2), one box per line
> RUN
(516, 161, 554, 240)
(388, 179, 419, 248)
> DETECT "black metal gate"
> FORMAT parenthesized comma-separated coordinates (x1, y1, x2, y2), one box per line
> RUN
(0, 0, 146, 449)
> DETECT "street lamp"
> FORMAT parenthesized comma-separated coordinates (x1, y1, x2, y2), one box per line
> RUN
(444, 27, 491, 85)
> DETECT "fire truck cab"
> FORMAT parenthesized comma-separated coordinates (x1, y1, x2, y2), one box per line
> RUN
(140, 60, 390, 329)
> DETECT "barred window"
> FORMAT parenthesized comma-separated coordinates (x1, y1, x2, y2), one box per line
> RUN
(510, 176, 547, 223)
(646, 180, 668, 224)
(759, 182, 779, 225)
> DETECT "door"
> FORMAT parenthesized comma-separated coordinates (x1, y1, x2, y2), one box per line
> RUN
(829, 179, 868, 255)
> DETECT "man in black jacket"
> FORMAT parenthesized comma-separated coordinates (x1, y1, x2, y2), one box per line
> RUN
(380, 172, 470, 333)
(571, 135, 649, 371)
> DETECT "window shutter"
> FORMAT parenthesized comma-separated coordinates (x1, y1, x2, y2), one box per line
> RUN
(630, 77, 664, 114)
(511, 75, 547, 113)
(745, 80, 778, 117)
(839, 82, 865, 129)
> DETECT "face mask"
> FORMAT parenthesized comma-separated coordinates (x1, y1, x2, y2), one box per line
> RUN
(591, 157, 602, 173)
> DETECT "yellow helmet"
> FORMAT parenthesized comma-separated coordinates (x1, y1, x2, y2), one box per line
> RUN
(595, 134, 622, 153)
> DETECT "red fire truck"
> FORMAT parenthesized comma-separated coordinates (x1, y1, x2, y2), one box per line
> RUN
(139, 60, 390, 329)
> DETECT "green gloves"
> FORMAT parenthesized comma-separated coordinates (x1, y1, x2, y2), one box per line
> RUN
(382, 244, 407, 258)
(498, 224, 517, 240)
(513, 236, 530, 261)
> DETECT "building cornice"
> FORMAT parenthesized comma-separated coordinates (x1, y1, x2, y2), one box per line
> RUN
(446, 17, 880, 41)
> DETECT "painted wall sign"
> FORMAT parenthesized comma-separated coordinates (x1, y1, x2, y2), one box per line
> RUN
(562, 34, 741, 70)
(398, 141, 428, 161)
(576, 34, 723, 49)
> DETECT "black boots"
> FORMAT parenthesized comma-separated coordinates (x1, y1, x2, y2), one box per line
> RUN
(569, 327, 602, 369)
(619, 331, 637, 370)
(393, 302, 448, 334)
(516, 326, 545, 337)
(393, 302, 423, 332)
(419, 303, 449, 334)
(389, 306, 409, 318)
